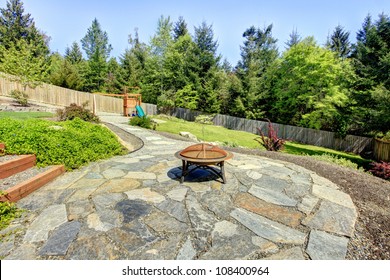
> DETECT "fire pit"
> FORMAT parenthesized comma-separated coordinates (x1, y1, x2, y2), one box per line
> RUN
(174, 143, 233, 184)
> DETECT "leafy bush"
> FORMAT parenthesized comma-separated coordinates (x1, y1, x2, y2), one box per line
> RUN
(0, 118, 126, 170)
(310, 153, 362, 170)
(369, 161, 390, 180)
(195, 114, 214, 125)
(129, 116, 152, 129)
(0, 197, 23, 231)
(57, 102, 100, 123)
(255, 120, 285, 151)
(10, 90, 28, 106)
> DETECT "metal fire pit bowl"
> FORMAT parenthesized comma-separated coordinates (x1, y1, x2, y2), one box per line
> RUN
(175, 143, 233, 184)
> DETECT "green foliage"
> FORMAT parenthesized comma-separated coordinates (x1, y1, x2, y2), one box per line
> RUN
(194, 114, 214, 125)
(369, 161, 390, 180)
(10, 89, 28, 106)
(310, 153, 362, 170)
(0, 198, 22, 231)
(0, 118, 125, 170)
(0, 111, 54, 119)
(129, 116, 152, 129)
(56, 102, 100, 123)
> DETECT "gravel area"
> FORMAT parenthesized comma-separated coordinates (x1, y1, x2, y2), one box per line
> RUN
(0, 166, 52, 191)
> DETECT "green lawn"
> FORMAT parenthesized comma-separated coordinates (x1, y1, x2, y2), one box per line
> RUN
(0, 111, 54, 120)
(153, 115, 372, 169)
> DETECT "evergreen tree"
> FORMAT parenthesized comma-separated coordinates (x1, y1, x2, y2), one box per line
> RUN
(173, 16, 188, 40)
(285, 28, 301, 49)
(81, 18, 112, 92)
(326, 25, 351, 58)
(0, 0, 49, 57)
(65, 42, 83, 64)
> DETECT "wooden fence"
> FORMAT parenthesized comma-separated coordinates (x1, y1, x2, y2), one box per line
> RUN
(0, 75, 388, 161)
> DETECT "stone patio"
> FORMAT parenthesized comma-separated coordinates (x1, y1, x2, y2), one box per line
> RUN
(0, 113, 357, 260)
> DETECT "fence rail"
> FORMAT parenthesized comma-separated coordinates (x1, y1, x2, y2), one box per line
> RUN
(0, 75, 388, 161)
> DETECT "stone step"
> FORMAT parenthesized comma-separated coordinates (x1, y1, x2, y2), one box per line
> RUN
(0, 165, 65, 202)
(0, 154, 36, 179)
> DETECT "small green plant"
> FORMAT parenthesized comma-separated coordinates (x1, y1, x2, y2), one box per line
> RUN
(310, 153, 362, 170)
(57, 102, 100, 123)
(195, 114, 214, 141)
(10, 90, 28, 106)
(129, 116, 152, 129)
(0, 193, 23, 231)
(255, 120, 285, 151)
(222, 140, 239, 148)
(369, 161, 390, 180)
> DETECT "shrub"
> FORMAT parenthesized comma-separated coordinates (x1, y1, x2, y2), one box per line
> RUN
(255, 120, 285, 151)
(195, 114, 214, 125)
(0, 118, 126, 170)
(0, 196, 23, 231)
(10, 90, 28, 106)
(129, 116, 152, 129)
(57, 102, 99, 123)
(310, 153, 362, 170)
(369, 161, 390, 180)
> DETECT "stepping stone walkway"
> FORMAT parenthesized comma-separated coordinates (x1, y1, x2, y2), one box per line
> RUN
(0, 113, 358, 260)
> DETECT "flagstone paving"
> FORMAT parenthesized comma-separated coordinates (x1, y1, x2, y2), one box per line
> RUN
(0, 113, 358, 260)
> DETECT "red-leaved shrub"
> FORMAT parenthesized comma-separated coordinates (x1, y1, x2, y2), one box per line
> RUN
(369, 161, 390, 180)
(255, 120, 285, 151)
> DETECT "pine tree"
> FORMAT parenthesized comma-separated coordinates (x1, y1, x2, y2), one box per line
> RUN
(81, 18, 112, 92)
(173, 16, 188, 40)
(285, 28, 301, 49)
(65, 42, 83, 64)
(327, 25, 351, 58)
(0, 0, 49, 56)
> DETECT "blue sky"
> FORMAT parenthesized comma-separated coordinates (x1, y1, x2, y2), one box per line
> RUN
(19, 0, 390, 65)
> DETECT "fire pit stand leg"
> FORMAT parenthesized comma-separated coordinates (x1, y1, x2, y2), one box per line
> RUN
(220, 161, 226, 184)
(180, 160, 187, 183)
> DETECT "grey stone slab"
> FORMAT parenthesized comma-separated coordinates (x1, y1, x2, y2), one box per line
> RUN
(262, 247, 306, 260)
(298, 195, 319, 215)
(115, 200, 153, 223)
(4, 243, 38, 260)
(156, 199, 188, 223)
(312, 184, 355, 209)
(125, 188, 165, 204)
(102, 168, 126, 179)
(39, 221, 81, 256)
(230, 208, 306, 245)
(302, 200, 357, 237)
(166, 187, 188, 202)
(24, 204, 68, 243)
(307, 230, 349, 260)
(199, 191, 234, 220)
(92, 193, 124, 211)
(249, 185, 297, 207)
(176, 238, 197, 260)
(144, 210, 188, 233)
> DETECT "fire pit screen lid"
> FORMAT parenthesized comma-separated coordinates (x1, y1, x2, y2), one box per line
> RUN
(179, 143, 228, 160)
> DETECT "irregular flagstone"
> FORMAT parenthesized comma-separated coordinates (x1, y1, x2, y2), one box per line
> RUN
(144, 210, 188, 233)
(307, 230, 349, 260)
(69, 178, 106, 189)
(87, 213, 112, 232)
(67, 199, 94, 220)
(92, 193, 124, 211)
(176, 238, 197, 260)
(254, 175, 291, 191)
(115, 200, 153, 223)
(67, 187, 97, 203)
(186, 194, 218, 251)
(183, 182, 211, 192)
(262, 247, 306, 260)
(95, 178, 140, 194)
(24, 204, 68, 243)
(298, 194, 319, 215)
(124, 172, 157, 180)
(67, 234, 127, 260)
(246, 170, 263, 180)
(39, 221, 81, 256)
(4, 243, 38, 260)
(102, 168, 126, 179)
(199, 191, 234, 220)
(311, 173, 339, 190)
(112, 157, 140, 164)
(125, 188, 165, 204)
(156, 199, 188, 223)
(107, 226, 153, 253)
(251, 236, 279, 254)
(230, 208, 306, 245)
(145, 162, 169, 173)
(312, 184, 355, 209)
(234, 193, 303, 227)
(302, 200, 357, 237)
(166, 187, 188, 202)
(200, 220, 259, 260)
(249, 185, 297, 207)
(129, 234, 183, 260)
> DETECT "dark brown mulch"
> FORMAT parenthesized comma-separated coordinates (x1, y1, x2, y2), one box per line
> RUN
(153, 130, 390, 260)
